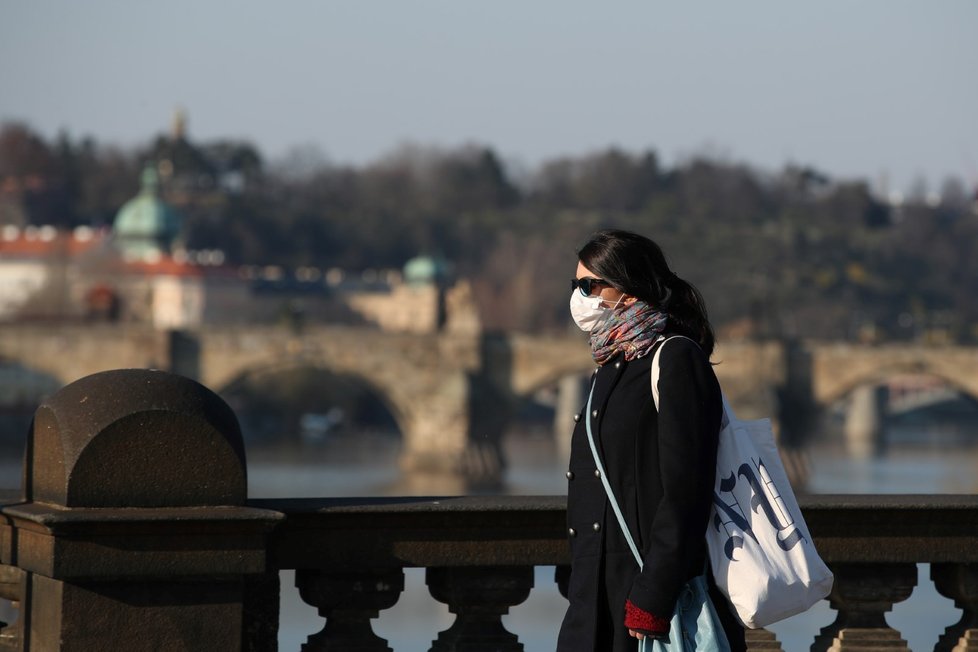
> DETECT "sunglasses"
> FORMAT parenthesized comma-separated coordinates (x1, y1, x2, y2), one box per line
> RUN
(571, 277, 607, 296)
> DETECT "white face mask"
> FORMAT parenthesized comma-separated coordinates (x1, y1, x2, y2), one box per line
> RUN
(569, 291, 622, 332)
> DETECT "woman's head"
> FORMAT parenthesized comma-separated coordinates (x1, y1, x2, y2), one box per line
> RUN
(575, 229, 715, 357)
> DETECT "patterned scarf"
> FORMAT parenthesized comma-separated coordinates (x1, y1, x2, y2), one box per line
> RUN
(590, 300, 668, 365)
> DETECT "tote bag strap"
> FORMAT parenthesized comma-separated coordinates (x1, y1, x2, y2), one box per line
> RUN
(650, 335, 688, 410)
(584, 382, 644, 569)
(651, 334, 732, 427)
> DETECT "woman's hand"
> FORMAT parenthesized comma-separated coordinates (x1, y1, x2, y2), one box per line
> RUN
(628, 629, 646, 640)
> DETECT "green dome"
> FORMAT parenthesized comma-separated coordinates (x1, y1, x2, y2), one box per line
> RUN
(404, 255, 451, 286)
(113, 166, 182, 259)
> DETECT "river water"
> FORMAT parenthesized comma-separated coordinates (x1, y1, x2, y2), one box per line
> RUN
(242, 432, 978, 652)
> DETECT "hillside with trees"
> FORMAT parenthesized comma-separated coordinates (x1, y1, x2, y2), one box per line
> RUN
(1, 121, 975, 342)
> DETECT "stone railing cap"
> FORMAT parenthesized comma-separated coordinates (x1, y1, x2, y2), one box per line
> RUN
(25, 368, 247, 508)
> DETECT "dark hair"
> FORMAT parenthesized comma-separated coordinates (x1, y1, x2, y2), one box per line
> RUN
(577, 228, 716, 357)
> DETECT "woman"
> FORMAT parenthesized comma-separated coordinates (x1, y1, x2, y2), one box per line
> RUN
(557, 229, 745, 651)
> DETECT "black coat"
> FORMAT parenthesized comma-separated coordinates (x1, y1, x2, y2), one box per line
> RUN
(557, 335, 745, 652)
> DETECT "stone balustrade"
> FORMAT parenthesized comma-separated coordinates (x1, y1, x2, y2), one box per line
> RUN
(1, 369, 978, 651)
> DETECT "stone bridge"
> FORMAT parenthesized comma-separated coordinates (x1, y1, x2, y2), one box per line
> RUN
(1, 324, 977, 483)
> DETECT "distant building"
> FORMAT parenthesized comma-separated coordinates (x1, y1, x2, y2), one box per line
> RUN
(0, 224, 103, 319)
(0, 149, 481, 333)
(0, 167, 247, 327)
(342, 255, 481, 335)
(0, 228, 480, 335)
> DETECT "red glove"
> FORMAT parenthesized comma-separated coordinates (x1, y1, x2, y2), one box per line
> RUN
(624, 599, 670, 638)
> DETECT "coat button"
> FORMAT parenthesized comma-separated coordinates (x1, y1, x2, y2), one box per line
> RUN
(594, 469, 601, 478)
(591, 409, 599, 418)
(615, 361, 621, 369)
(566, 471, 574, 480)
(573, 414, 581, 423)
(568, 528, 577, 537)
(592, 522, 601, 532)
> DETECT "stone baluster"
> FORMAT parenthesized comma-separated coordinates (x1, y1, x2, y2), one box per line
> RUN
(0, 565, 23, 651)
(296, 568, 404, 652)
(812, 563, 916, 651)
(746, 628, 783, 650)
(555, 565, 571, 600)
(932, 563, 978, 651)
(426, 566, 534, 652)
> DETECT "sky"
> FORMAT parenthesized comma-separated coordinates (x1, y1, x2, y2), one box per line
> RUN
(1, 1, 976, 193)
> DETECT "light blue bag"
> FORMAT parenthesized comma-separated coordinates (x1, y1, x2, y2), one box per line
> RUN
(584, 384, 731, 652)
(647, 575, 730, 652)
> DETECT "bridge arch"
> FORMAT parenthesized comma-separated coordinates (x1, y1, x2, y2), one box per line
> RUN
(197, 327, 484, 481)
(818, 364, 978, 429)
(216, 362, 403, 446)
(505, 332, 595, 398)
(807, 345, 978, 457)
(812, 345, 978, 407)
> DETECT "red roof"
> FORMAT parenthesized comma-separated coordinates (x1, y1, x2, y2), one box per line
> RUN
(0, 227, 234, 278)
(0, 228, 106, 258)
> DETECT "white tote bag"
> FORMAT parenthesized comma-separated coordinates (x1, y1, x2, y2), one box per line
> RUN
(651, 337, 834, 629)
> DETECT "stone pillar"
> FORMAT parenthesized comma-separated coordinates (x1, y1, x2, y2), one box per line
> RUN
(398, 366, 507, 493)
(243, 572, 281, 652)
(0, 369, 282, 652)
(746, 628, 783, 651)
(397, 370, 476, 494)
(295, 568, 404, 652)
(426, 566, 533, 652)
(812, 563, 916, 651)
(844, 384, 887, 459)
(932, 563, 978, 651)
